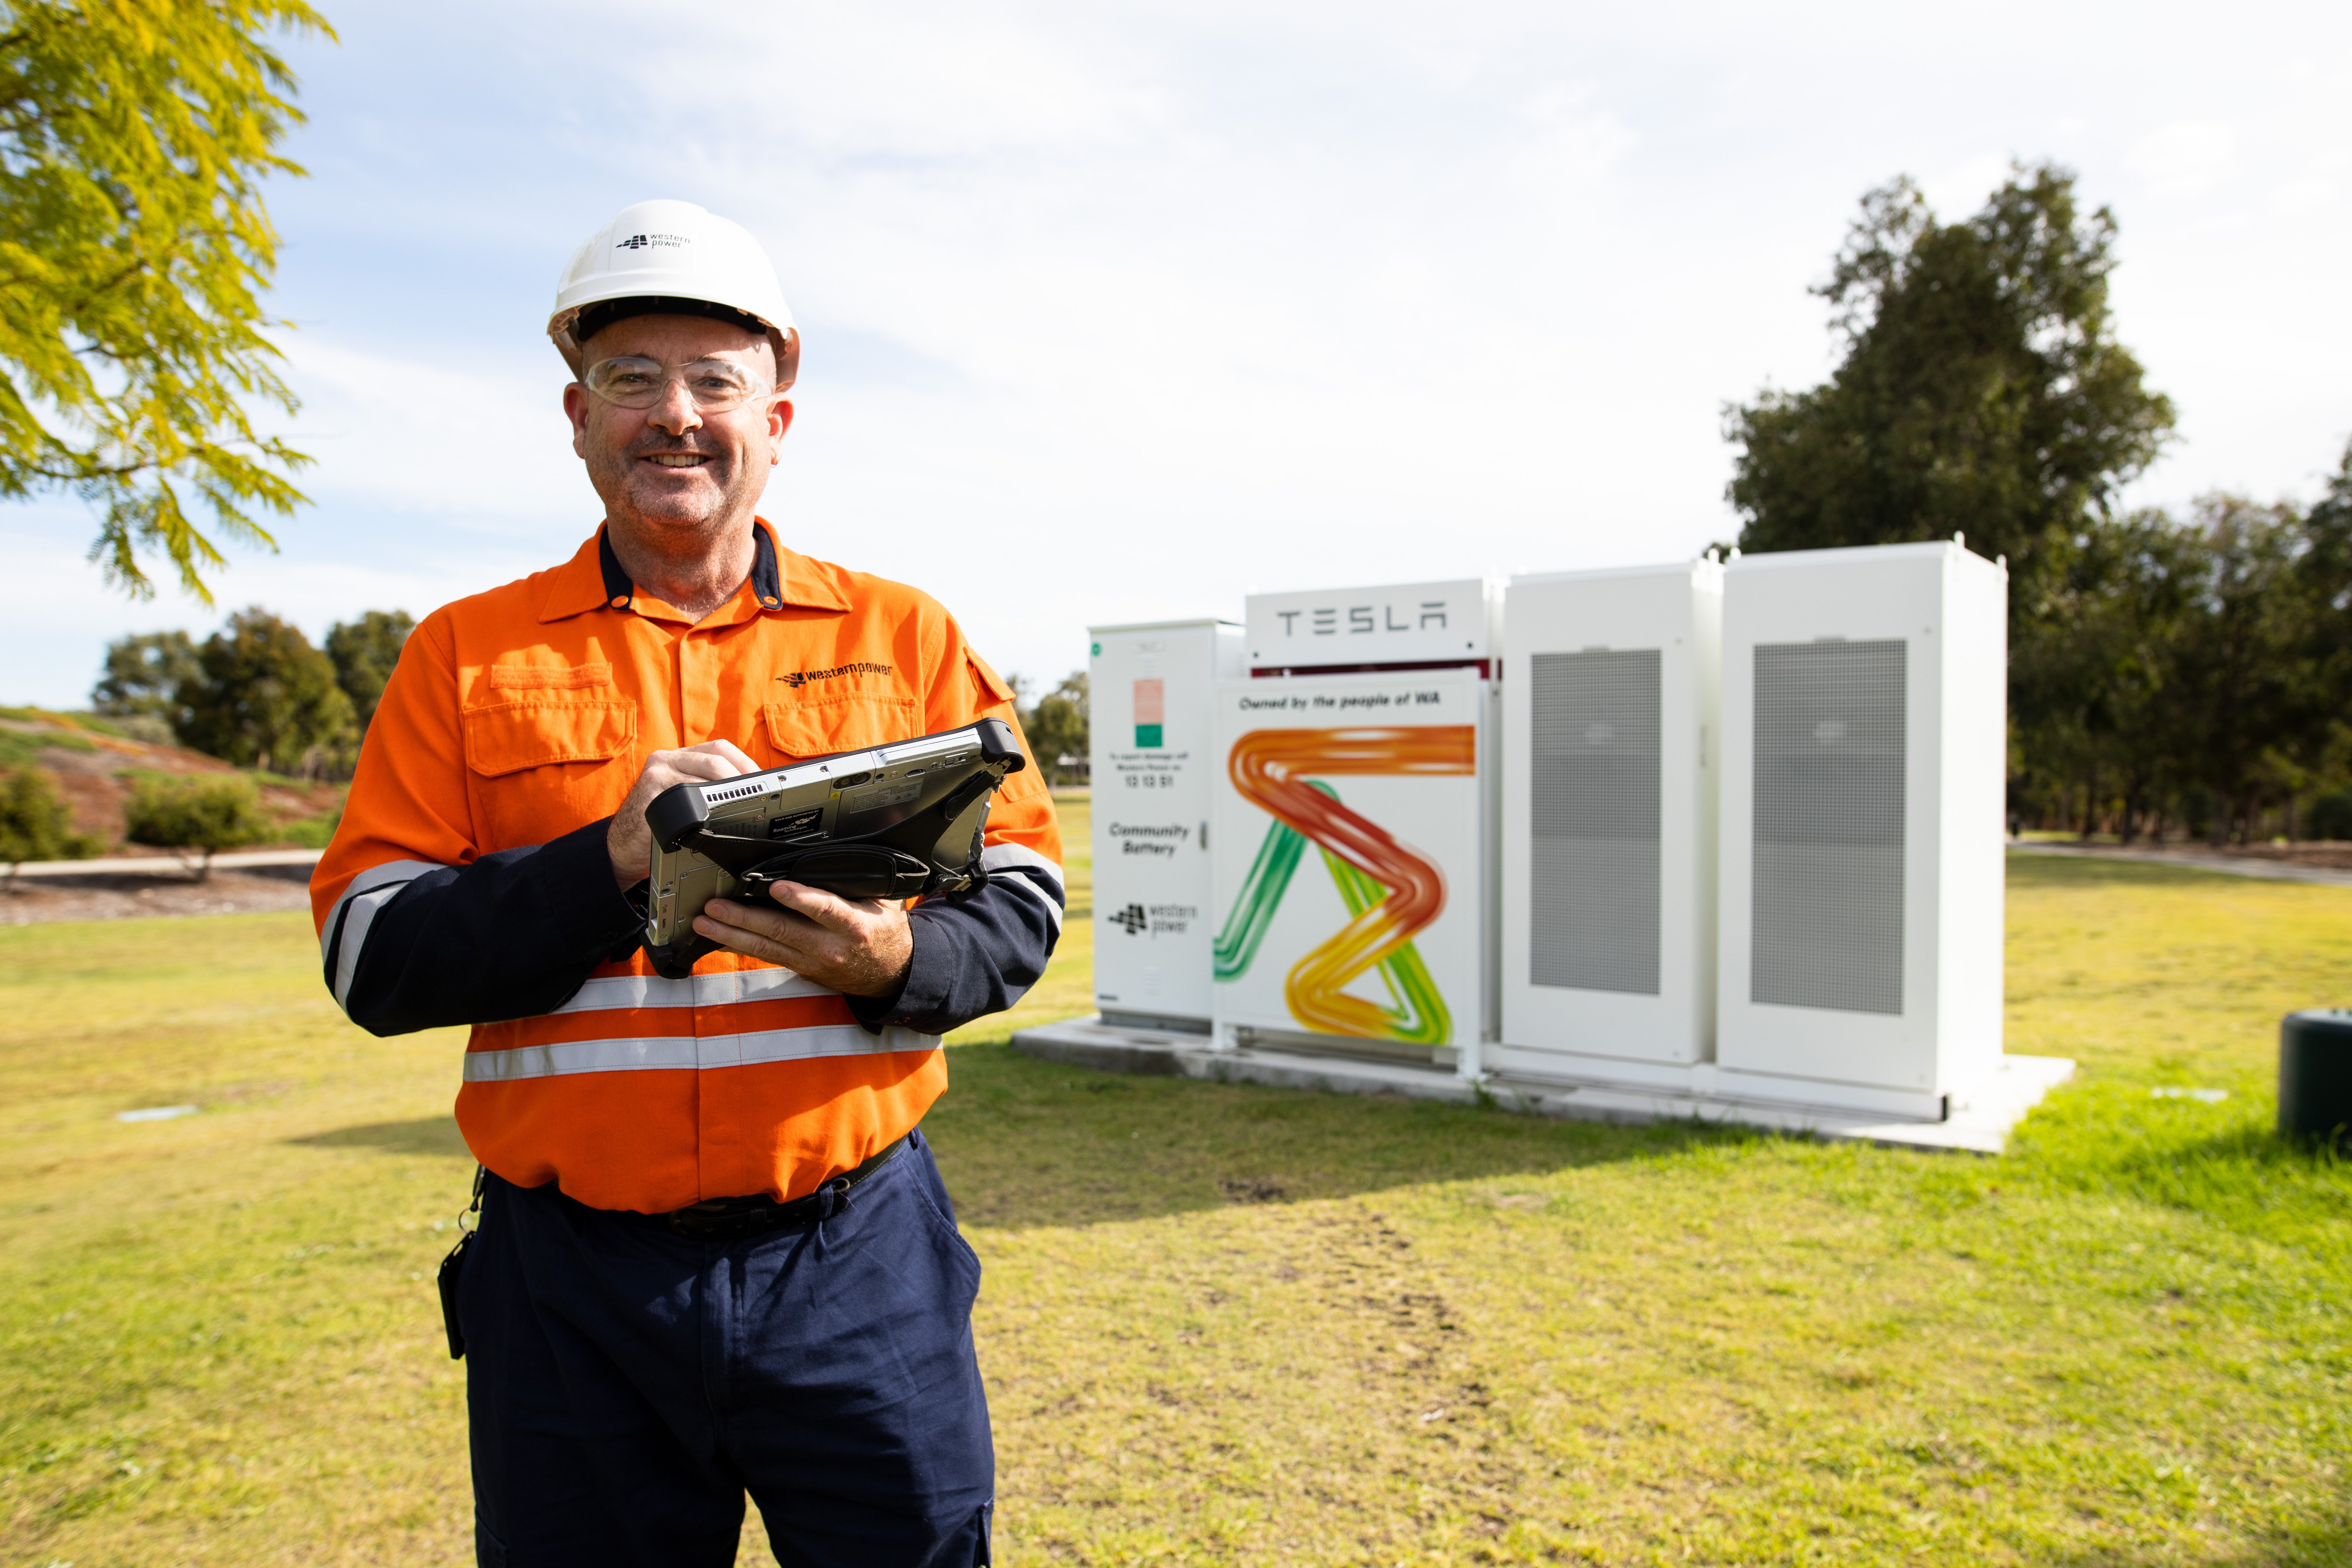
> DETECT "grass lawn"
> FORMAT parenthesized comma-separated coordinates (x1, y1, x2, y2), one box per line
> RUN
(1, 794, 2346, 1565)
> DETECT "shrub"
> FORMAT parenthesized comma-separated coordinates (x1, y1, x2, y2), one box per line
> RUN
(282, 803, 343, 849)
(112, 713, 178, 746)
(122, 773, 272, 880)
(0, 768, 101, 886)
(2306, 789, 2352, 842)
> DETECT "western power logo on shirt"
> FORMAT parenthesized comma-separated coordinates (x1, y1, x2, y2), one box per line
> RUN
(776, 662, 895, 690)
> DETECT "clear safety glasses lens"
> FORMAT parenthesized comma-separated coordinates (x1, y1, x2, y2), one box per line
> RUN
(583, 357, 772, 413)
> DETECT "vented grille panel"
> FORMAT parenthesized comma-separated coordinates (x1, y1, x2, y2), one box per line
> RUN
(1750, 639, 1906, 1015)
(1529, 650, 1661, 995)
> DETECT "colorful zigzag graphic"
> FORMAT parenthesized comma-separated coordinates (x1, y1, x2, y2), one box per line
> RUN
(1212, 726, 1476, 1043)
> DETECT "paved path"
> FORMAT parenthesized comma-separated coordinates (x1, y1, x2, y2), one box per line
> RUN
(16, 842, 2345, 889)
(9, 848, 323, 880)
(2009, 842, 2352, 888)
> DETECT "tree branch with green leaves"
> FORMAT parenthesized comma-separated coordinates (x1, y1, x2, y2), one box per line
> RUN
(0, 0, 333, 602)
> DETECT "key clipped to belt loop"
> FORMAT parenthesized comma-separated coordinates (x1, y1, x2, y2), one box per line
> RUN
(436, 1165, 488, 1360)
(458, 1163, 486, 1234)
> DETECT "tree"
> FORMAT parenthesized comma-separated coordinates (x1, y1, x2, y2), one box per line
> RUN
(2005, 450, 2352, 845)
(0, 763, 97, 884)
(175, 606, 352, 772)
(1019, 670, 1089, 786)
(2297, 439, 2352, 761)
(323, 609, 414, 733)
(2169, 495, 2328, 845)
(92, 628, 201, 734)
(2, 0, 333, 602)
(121, 769, 269, 878)
(2009, 511, 2200, 840)
(1724, 164, 2176, 614)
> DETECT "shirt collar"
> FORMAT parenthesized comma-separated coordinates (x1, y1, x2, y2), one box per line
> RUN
(539, 518, 846, 623)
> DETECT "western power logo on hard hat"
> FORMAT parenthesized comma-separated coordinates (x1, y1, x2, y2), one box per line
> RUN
(616, 232, 690, 250)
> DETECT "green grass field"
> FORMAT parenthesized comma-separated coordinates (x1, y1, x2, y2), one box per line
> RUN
(2, 797, 2347, 1565)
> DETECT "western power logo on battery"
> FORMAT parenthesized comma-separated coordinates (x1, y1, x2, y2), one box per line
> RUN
(1109, 901, 1198, 936)
(1213, 727, 1475, 1045)
(615, 232, 689, 250)
(776, 662, 894, 690)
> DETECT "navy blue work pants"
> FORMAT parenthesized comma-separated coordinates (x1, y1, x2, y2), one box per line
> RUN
(457, 1130, 993, 1567)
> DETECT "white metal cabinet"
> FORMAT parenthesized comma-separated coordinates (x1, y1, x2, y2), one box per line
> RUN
(1715, 541, 2007, 1113)
(1498, 561, 1722, 1080)
(1087, 619, 1242, 1031)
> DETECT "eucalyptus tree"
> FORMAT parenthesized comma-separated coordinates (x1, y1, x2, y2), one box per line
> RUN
(1724, 163, 2175, 616)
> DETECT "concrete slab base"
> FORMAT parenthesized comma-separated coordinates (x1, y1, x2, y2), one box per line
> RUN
(1008, 1015, 2077, 1155)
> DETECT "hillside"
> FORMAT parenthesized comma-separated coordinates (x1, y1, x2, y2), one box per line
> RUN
(0, 708, 344, 855)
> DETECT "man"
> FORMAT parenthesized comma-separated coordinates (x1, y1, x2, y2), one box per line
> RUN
(312, 199, 1061, 1567)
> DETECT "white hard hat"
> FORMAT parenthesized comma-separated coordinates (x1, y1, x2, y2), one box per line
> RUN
(548, 198, 800, 390)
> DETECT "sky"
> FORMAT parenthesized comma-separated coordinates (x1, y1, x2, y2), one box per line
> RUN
(7, 0, 2350, 707)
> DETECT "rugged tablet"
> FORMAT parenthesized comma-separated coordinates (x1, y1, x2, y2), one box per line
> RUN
(639, 718, 1027, 979)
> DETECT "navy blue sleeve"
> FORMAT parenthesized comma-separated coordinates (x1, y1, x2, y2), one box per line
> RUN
(323, 818, 645, 1036)
(844, 844, 1066, 1036)
(324, 822, 1062, 1041)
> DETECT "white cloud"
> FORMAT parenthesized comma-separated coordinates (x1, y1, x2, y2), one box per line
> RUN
(2272, 178, 2337, 215)
(1920, 153, 2017, 219)
(281, 337, 589, 532)
(2127, 120, 2236, 198)
(7, 0, 2352, 707)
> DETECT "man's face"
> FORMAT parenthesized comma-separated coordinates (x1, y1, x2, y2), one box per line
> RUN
(562, 314, 793, 547)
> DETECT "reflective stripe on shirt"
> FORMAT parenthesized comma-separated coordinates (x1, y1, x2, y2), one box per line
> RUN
(550, 967, 830, 1013)
(980, 840, 1065, 933)
(462, 1020, 938, 1082)
(321, 858, 449, 1012)
(466, 961, 938, 1080)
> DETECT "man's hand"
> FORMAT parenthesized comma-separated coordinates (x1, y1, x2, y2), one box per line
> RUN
(607, 740, 758, 889)
(694, 883, 915, 999)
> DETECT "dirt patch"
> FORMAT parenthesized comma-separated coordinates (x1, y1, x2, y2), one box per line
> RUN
(1219, 1176, 1289, 1203)
(2, 864, 318, 924)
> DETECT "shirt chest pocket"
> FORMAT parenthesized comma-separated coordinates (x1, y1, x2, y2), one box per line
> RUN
(461, 698, 641, 848)
(763, 694, 920, 765)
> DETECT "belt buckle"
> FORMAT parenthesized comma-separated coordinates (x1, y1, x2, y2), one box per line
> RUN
(665, 1198, 771, 1241)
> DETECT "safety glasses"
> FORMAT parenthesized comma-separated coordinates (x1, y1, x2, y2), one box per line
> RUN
(582, 356, 774, 413)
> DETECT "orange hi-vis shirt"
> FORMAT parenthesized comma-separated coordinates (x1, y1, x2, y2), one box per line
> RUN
(311, 519, 1061, 1213)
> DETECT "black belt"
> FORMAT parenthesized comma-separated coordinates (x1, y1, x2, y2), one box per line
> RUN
(653, 1136, 909, 1241)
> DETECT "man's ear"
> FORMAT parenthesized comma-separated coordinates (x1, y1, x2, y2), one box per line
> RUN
(770, 398, 796, 453)
(563, 381, 593, 459)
